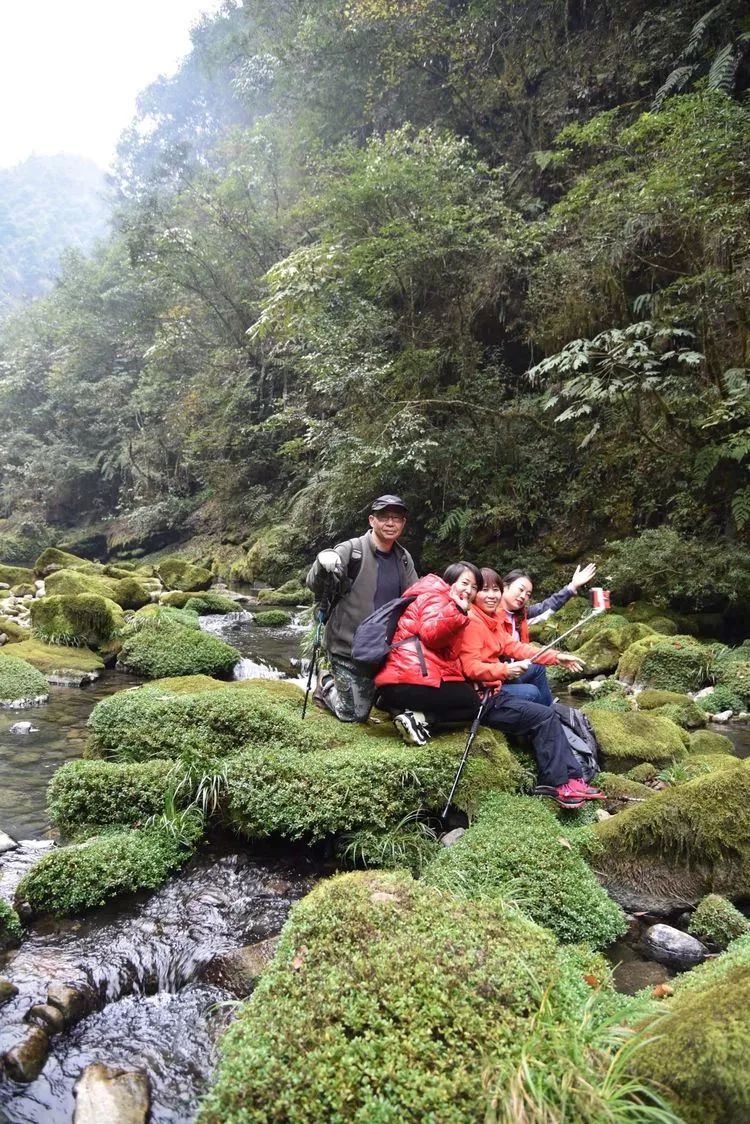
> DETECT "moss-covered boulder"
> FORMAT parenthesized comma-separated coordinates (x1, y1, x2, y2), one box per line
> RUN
(10, 639, 104, 677)
(565, 612, 633, 651)
(422, 792, 626, 947)
(696, 685, 744, 715)
(688, 894, 750, 951)
(233, 524, 303, 587)
(616, 634, 668, 684)
(585, 709, 687, 772)
(627, 762, 659, 783)
(0, 897, 23, 950)
(112, 576, 151, 610)
(30, 594, 124, 648)
(0, 652, 50, 706)
(15, 818, 202, 917)
(254, 609, 292, 627)
(689, 729, 735, 756)
(117, 620, 239, 680)
(572, 622, 658, 676)
(198, 870, 608, 1124)
(0, 616, 32, 642)
(632, 933, 750, 1123)
(45, 567, 118, 601)
(638, 690, 706, 730)
(596, 772, 655, 801)
(156, 557, 212, 592)
(34, 547, 98, 577)
(48, 759, 174, 837)
(256, 584, 313, 607)
(713, 658, 750, 710)
(590, 768, 750, 901)
(629, 635, 709, 693)
(134, 603, 200, 629)
(183, 593, 241, 615)
(0, 563, 35, 587)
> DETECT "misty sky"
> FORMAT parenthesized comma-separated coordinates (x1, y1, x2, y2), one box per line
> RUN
(0, 0, 225, 170)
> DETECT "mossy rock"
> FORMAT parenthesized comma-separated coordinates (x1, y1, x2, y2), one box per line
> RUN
(183, 593, 241, 615)
(11, 639, 104, 676)
(16, 819, 202, 918)
(596, 772, 654, 801)
(45, 567, 118, 601)
(643, 694, 706, 730)
(688, 894, 750, 951)
(638, 688, 694, 710)
(622, 601, 673, 624)
(422, 792, 626, 947)
(565, 612, 632, 652)
(30, 594, 124, 648)
(256, 585, 313, 607)
(254, 609, 292, 627)
(572, 623, 657, 676)
(156, 557, 212, 592)
(0, 898, 22, 950)
(198, 869, 608, 1124)
(48, 759, 174, 837)
(160, 590, 204, 608)
(0, 652, 50, 705)
(0, 563, 35, 587)
(616, 634, 669, 684)
(713, 658, 750, 710)
(683, 754, 744, 777)
(627, 762, 658, 783)
(632, 934, 750, 1123)
(11, 583, 36, 597)
(34, 547, 100, 577)
(637, 636, 709, 693)
(647, 616, 679, 635)
(236, 524, 304, 587)
(134, 604, 201, 629)
(590, 768, 750, 902)
(112, 576, 151, 610)
(696, 685, 744, 715)
(585, 709, 688, 773)
(582, 692, 633, 714)
(689, 729, 735, 756)
(117, 620, 239, 680)
(0, 616, 31, 642)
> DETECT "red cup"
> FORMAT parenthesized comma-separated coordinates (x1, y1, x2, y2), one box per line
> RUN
(590, 587, 610, 611)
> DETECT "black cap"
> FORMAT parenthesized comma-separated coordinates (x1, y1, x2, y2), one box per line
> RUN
(370, 494, 407, 513)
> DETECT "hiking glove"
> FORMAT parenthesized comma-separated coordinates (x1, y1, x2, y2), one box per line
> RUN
(317, 549, 344, 577)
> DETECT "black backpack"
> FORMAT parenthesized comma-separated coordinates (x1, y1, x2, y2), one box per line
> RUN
(553, 702, 601, 782)
(351, 595, 427, 677)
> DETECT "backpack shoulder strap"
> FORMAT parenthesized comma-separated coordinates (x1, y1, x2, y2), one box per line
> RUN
(347, 535, 365, 585)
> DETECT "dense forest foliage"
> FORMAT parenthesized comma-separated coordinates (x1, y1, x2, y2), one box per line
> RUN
(0, 154, 109, 319)
(1, 0, 749, 612)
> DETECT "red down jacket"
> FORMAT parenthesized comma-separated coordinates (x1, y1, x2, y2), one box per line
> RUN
(374, 574, 470, 689)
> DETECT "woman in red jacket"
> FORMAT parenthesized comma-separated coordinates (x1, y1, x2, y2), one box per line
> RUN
(457, 567, 604, 809)
(375, 562, 484, 746)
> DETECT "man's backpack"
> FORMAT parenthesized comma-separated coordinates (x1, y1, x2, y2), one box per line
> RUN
(552, 702, 601, 782)
(351, 595, 427, 676)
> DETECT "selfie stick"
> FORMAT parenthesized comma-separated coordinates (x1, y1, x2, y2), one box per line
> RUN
(528, 588, 610, 663)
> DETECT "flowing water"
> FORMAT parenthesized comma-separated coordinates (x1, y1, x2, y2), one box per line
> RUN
(0, 607, 317, 1122)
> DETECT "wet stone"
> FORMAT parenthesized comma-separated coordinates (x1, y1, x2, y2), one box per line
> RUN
(0, 977, 18, 1006)
(199, 936, 280, 996)
(47, 982, 96, 1026)
(440, 828, 466, 848)
(3, 1024, 49, 1082)
(613, 958, 672, 996)
(26, 1002, 66, 1035)
(0, 829, 19, 854)
(9, 722, 38, 734)
(641, 923, 708, 969)
(74, 1062, 150, 1124)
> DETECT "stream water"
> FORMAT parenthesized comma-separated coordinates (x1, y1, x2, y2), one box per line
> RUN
(1, 607, 749, 1118)
(0, 607, 317, 1122)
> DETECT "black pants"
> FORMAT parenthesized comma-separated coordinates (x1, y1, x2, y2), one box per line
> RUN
(378, 681, 480, 725)
(482, 693, 581, 788)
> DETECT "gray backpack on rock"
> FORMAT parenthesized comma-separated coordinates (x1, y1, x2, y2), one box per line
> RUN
(553, 702, 601, 782)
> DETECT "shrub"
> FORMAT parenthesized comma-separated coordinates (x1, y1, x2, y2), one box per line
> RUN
(198, 870, 613, 1124)
(422, 792, 626, 948)
(0, 897, 22, 949)
(338, 816, 441, 876)
(48, 759, 174, 836)
(30, 593, 124, 647)
(16, 818, 202, 917)
(0, 652, 49, 704)
(584, 710, 687, 772)
(183, 593, 240, 615)
(688, 894, 750, 951)
(156, 557, 212, 592)
(254, 610, 292, 627)
(696, 685, 744, 715)
(117, 620, 239, 680)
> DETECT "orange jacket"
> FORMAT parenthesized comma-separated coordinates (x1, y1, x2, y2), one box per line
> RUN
(458, 604, 560, 688)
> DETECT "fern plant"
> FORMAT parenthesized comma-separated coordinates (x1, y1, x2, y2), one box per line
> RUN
(652, 2, 750, 109)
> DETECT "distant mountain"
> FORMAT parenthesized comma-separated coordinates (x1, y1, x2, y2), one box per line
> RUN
(0, 154, 111, 319)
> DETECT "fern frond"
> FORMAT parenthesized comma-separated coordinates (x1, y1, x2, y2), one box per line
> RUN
(708, 42, 738, 93)
(681, 2, 727, 62)
(651, 65, 697, 111)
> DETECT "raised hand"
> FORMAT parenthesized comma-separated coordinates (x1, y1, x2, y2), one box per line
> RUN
(570, 562, 596, 591)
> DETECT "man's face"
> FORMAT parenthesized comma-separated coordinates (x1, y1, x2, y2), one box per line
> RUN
(369, 508, 406, 543)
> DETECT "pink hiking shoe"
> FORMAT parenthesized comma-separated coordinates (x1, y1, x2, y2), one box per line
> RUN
(567, 777, 607, 801)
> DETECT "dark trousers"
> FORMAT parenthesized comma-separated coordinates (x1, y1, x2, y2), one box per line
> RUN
(482, 693, 581, 788)
(378, 681, 480, 725)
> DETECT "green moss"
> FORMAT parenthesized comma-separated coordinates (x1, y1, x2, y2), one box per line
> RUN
(11, 639, 104, 674)
(30, 593, 124, 647)
(596, 772, 654, 800)
(714, 659, 750, 710)
(156, 557, 212, 592)
(135, 603, 201, 629)
(0, 616, 31, 642)
(592, 768, 750, 900)
(183, 593, 241, 615)
(623, 601, 677, 625)
(16, 820, 202, 917)
(254, 609, 292, 627)
(638, 636, 709, 693)
(236, 524, 303, 586)
(198, 870, 606, 1124)
(648, 616, 679, 635)
(339, 819, 441, 877)
(48, 759, 174, 836)
(34, 547, 97, 576)
(689, 729, 735, 755)
(627, 762, 658, 783)
(583, 693, 633, 713)
(648, 700, 706, 730)
(616, 635, 666, 684)
(45, 567, 118, 601)
(117, 620, 239, 680)
(160, 590, 202, 608)
(147, 674, 228, 693)
(688, 894, 750, 951)
(0, 897, 23, 949)
(585, 710, 688, 772)
(112, 576, 151, 610)
(573, 623, 657, 676)
(566, 613, 633, 651)
(256, 585, 313, 606)
(696, 685, 744, 715)
(0, 563, 35, 586)
(422, 792, 626, 947)
(11, 583, 35, 597)
(684, 754, 744, 776)
(0, 652, 50, 704)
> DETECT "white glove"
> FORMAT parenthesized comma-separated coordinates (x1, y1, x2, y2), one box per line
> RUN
(317, 550, 344, 577)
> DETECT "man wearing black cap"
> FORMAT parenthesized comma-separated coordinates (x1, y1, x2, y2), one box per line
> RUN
(306, 495, 418, 721)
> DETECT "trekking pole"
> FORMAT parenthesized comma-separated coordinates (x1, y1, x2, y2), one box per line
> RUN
(441, 690, 494, 823)
(301, 612, 324, 719)
(301, 560, 346, 718)
(528, 588, 610, 664)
